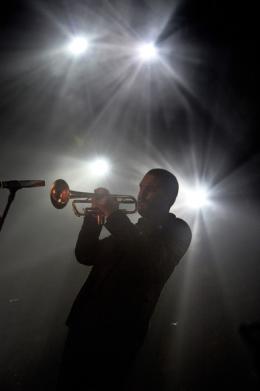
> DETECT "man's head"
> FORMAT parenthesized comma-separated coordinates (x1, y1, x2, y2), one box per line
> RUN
(137, 169, 179, 219)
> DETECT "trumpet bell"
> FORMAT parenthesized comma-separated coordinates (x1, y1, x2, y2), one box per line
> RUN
(50, 179, 70, 209)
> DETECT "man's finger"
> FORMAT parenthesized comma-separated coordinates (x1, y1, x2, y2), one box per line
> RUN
(94, 187, 109, 195)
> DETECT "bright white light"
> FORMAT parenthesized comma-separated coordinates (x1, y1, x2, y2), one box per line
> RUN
(183, 186, 210, 210)
(67, 36, 89, 56)
(88, 158, 110, 177)
(137, 42, 158, 62)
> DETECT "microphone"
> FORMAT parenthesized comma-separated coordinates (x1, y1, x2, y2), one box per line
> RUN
(0, 180, 45, 190)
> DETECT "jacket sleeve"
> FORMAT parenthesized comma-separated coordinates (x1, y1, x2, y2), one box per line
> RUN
(74, 214, 103, 265)
(104, 210, 140, 242)
(74, 211, 139, 265)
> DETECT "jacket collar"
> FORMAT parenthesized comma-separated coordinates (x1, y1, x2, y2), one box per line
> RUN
(136, 213, 176, 235)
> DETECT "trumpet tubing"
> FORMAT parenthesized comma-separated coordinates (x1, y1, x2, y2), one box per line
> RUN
(50, 179, 137, 216)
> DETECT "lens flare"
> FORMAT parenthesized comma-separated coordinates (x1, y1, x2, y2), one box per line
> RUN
(137, 42, 158, 62)
(88, 158, 110, 177)
(182, 185, 210, 210)
(67, 36, 89, 56)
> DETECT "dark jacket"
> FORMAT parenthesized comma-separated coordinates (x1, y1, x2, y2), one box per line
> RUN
(67, 210, 191, 343)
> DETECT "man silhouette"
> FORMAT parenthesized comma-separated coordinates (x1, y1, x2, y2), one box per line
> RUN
(58, 168, 192, 390)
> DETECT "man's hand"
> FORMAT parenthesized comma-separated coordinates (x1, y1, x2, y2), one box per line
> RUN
(92, 188, 119, 217)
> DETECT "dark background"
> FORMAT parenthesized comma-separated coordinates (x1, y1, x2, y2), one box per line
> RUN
(0, 1, 259, 390)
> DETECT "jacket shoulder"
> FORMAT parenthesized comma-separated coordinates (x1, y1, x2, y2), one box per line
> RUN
(175, 217, 191, 234)
(169, 216, 192, 259)
(175, 218, 192, 242)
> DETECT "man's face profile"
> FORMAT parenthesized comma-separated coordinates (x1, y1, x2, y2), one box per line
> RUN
(137, 174, 168, 218)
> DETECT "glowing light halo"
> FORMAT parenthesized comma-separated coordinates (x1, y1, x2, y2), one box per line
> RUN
(182, 184, 210, 210)
(67, 36, 89, 56)
(136, 42, 158, 62)
(88, 158, 110, 177)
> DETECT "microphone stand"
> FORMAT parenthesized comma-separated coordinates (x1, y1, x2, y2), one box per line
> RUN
(0, 189, 17, 232)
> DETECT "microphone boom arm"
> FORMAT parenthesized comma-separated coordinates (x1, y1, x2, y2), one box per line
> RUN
(0, 179, 45, 232)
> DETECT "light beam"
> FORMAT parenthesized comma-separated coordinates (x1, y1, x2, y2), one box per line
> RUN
(88, 158, 110, 177)
(136, 42, 158, 62)
(182, 185, 210, 210)
(67, 36, 89, 56)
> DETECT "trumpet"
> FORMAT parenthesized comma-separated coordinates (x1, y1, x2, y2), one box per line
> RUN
(50, 179, 137, 218)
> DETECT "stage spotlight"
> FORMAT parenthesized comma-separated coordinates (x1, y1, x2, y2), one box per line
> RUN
(67, 36, 89, 56)
(137, 42, 158, 62)
(183, 185, 210, 210)
(88, 158, 110, 177)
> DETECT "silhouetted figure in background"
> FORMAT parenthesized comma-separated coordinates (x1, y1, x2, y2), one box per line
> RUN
(58, 169, 192, 390)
